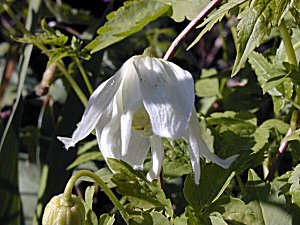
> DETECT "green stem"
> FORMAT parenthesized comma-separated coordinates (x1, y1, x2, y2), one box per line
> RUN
(236, 174, 245, 195)
(74, 57, 93, 95)
(4, 4, 88, 106)
(290, 109, 298, 132)
(280, 19, 298, 66)
(63, 170, 129, 223)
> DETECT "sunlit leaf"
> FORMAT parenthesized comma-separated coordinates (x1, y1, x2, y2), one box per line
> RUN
(85, 0, 170, 53)
(232, 0, 273, 75)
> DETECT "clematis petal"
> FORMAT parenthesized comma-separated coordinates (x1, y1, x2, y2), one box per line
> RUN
(121, 130, 150, 170)
(120, 110, 134, 157)
(189, 109, 238, 169)
(146, 135, 164, 181)
(58, 61, 128, 149)
(134, 56, 194, 139)
(121, 57, 142, 112)
(186, 127, 201, 184)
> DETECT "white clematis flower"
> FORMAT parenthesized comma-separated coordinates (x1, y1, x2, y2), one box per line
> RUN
(58, 55, 237, 184)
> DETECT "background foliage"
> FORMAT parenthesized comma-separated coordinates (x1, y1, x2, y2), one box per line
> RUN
(0, 0, 300, 224)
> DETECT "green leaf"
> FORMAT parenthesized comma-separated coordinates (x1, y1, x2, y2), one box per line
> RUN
(167, 0, 210, 22)
(85, 186, 95, 210)
(205, 196, 257, 224)
(150, 211, 170, 225)
(195, 69, 220, 97)
(107, 159, 173, 217)
(85, 0, 170, 53)
(174, 216, 188, 225)
(188, 0, 247, 49)
(208, 111, 257, 135)
(67, 151, 104, 170)
(0, 120, 21, 225)
(14, 21, 68, 46)
(243, 169, 292, 225)
(80, 168, 115, 189)
(99, 214, 115, 225)
(44, 0, 97, 25)
(163, 139, 192, 177)
(183, 163, 235, 214)
(260, 119, 290, 134)
(84, 186, 98, 225)
(283, 129, 300, 142)
(232, 0, 273, 75)
(288, 164, 300, 207)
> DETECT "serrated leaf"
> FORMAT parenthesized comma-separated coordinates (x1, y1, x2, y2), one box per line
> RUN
(249, 51, 287, 94)
(14, 28, 68, 46)
(232, 0, 273, 75)
(85, 0, 170, 53)
(188, 0, 247, 49)
(67, 151, 104, 170)
(183, 163, 235, 214)
(107, 159, 173, 217)
(243, 169, 292, 225)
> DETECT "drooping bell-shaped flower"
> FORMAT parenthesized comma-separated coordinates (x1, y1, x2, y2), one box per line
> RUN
(58, 54, 237, 184)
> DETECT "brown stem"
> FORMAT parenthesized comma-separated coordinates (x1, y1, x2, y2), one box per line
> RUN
(163, 0, 223, 61)
(265, 128, 292, 181)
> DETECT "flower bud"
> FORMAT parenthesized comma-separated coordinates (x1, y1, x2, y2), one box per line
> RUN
(42, 194, 85, 225)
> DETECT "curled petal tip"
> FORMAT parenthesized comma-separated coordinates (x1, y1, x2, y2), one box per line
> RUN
(57, 136, 75, 150)
(220, 154, 239, 169)
(146, 170, 156, 182)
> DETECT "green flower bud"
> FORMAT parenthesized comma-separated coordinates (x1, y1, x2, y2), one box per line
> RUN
(42, 194, 85, 225)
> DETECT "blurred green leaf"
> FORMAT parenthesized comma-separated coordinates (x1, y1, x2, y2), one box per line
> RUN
(67, 151, 103, 170)
(0, 119, 21, 225)
(243, 169, 292, 225)
(44, 0, 97, 25)
(85, 0, 170, 53)
(195, 69, 220, 98)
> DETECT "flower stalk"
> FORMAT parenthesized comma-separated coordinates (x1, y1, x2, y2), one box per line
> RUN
(63, 170, 130, 223)
(279, 19, 298, 66)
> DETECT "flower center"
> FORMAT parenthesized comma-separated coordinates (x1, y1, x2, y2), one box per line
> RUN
(132, 106, 152, 136)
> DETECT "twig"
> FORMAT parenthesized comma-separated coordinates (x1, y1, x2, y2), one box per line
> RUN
(163, 0, 223, 61)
